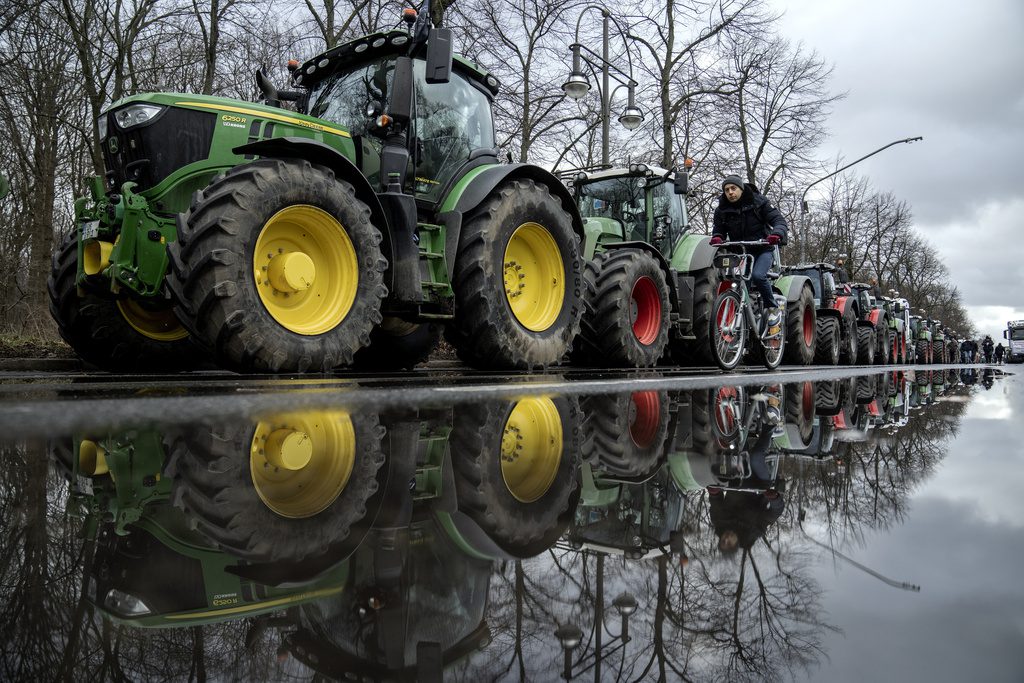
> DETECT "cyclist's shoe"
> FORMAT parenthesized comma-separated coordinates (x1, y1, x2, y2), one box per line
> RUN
(762, 306, 784, 339)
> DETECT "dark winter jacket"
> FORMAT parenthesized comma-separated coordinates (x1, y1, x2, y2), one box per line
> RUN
(712, 183, 788, 244)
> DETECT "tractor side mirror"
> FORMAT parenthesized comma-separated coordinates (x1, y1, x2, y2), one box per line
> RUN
(673, 171, 688, 195)
(389, 56, 414, 125)
(424, 27, 453, 84)
(1004, 330, 1008, 339)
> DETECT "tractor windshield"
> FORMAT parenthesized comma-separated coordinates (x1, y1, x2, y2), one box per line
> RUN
(307, 56, 494, 200)
(412, 60, 495, 201)
(577, 176, 646, 240)
(308, 56, 398, 188)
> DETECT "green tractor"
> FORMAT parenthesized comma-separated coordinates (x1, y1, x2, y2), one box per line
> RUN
(566, 163, 814, 367)
(779, 261, 853, 366)
(909, 313, 932, 364)
(49, 9, 584, 373)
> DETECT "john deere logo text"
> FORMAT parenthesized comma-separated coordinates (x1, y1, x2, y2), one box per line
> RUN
(221, 114, 247, 129)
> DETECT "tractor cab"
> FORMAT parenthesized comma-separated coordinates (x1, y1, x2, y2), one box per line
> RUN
(568, 163, 689, 255)
(297, 29, 499, 202)
(782, 262, 839, 307)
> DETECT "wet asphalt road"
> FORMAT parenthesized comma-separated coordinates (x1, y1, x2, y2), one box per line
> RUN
(0, 361, 1009, 437)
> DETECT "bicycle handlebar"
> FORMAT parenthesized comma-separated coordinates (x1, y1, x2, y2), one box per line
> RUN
(714, 240, 772, 247)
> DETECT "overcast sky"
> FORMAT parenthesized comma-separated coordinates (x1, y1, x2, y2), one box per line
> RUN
(775, 0, 1024, 341)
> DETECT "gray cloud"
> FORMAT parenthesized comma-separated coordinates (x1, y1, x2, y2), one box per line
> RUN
(778, 0, 1024, 330)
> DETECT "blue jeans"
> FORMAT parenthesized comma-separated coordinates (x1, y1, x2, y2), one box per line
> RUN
(751, 250, 776, 308)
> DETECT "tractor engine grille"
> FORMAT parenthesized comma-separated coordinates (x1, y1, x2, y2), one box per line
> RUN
(102, 107, 216, 193)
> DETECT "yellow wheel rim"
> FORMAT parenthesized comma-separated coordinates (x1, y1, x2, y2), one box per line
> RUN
(254, 205, 357, 335)
(502, 222, 565, 332)
(500, 397, 563, 503)
(249, 411, 356, 518)
(117, 299, 189, 341)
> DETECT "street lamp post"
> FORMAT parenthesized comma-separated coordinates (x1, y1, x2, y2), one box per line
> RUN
(562, 7, 643, 166)
(799, 136, 923, 263)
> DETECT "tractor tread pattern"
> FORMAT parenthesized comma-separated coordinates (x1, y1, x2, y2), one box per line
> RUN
(444, 179, 583, 370)
(574, 250, 670, 367)
(167, 159, 387, 373)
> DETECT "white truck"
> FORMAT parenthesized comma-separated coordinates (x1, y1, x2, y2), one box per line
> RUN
(1003, 320, 1024, 363)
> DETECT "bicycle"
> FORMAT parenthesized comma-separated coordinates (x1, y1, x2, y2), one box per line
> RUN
(708, 240, 786, 371)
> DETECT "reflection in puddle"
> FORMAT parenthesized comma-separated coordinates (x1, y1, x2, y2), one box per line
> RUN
(0, 369, 1013, 680)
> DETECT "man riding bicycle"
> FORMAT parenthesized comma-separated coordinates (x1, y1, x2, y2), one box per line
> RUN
(710, 175, 788, 329)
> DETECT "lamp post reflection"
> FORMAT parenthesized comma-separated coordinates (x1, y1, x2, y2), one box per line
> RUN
(554, 553, 637, 680)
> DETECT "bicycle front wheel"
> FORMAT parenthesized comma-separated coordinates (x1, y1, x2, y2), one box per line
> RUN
(710, 289, 746, 371)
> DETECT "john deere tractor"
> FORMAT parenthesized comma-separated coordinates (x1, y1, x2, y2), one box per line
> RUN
(565, 163, 813, 367)
(49, 9, 583, 373)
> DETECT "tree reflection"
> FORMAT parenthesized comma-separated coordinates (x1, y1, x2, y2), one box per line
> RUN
(0, 373, 987, 681)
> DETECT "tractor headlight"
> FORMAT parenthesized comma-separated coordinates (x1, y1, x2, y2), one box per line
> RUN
(104, 588, 152, 617)
(113, 104, 164, 130)
(97, 116, 108, 140)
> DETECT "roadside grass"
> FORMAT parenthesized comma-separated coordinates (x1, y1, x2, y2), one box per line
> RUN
(0, 334, 75, 359)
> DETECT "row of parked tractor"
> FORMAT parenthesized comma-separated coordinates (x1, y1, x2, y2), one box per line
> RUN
(47, 11, 968, 374)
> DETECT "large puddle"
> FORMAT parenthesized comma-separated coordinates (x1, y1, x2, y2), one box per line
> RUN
(0, 367, 1020, 681)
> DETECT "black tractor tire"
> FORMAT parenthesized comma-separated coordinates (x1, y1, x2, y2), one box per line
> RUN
(875, 320, 891, 365)
(581, 391, 670, 479)
(785, 381, 816, 447)
(813, 316, 841, 365)
(48, 232, 203, 372)
(445, 179, 583, 370)
(783, 286, 816, 366)
(352, 318, 441, 370)
(855, 374, 876, 402)
(814, 379, 842, 416)
(575, 250, 670, 367)
(168, 159, 387, 373)
(915, 339, 930, 365)
(667, 266, 718, 366)
(168, 413, 385, 563)
(932, 341, 946, 364)
(450, 396, 581, 554)
(838, 305, 859, 365)
(856, 325, 876, 365)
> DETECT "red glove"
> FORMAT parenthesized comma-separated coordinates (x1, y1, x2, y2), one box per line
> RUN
(766, 234, 781, 246)
(709, 236, 724, 246)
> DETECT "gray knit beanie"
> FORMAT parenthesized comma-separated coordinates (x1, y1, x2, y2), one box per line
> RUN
(722, 175, 744, 192)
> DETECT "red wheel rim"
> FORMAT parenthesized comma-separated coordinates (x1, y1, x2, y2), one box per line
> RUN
(631, 276, 662, 345)
(802, 303, 814, 345)
(801, 381, 814, 420)
(629, 391, 661, 448)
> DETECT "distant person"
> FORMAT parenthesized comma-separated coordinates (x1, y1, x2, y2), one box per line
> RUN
(710, 175, 788, 323)
(995, 342, 1005, 364)
(960, 338, 974, 364)
(834, 256, 848, 284)
(982, 335, 994, 363)
(868, 276, 882, 299)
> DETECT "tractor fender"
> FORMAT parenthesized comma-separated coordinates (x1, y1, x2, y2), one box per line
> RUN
(817, 308, 841, 320)
(857, 319, 875, 329)
(773, 274, 813, 303)
(833, 295, 854, 317)
(669, 233, 717, 273)
(601, 241, 683, 314)
(232, 137, 395, 280)
(437, 163, 584, 280)
(867, 309, 883, 326)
